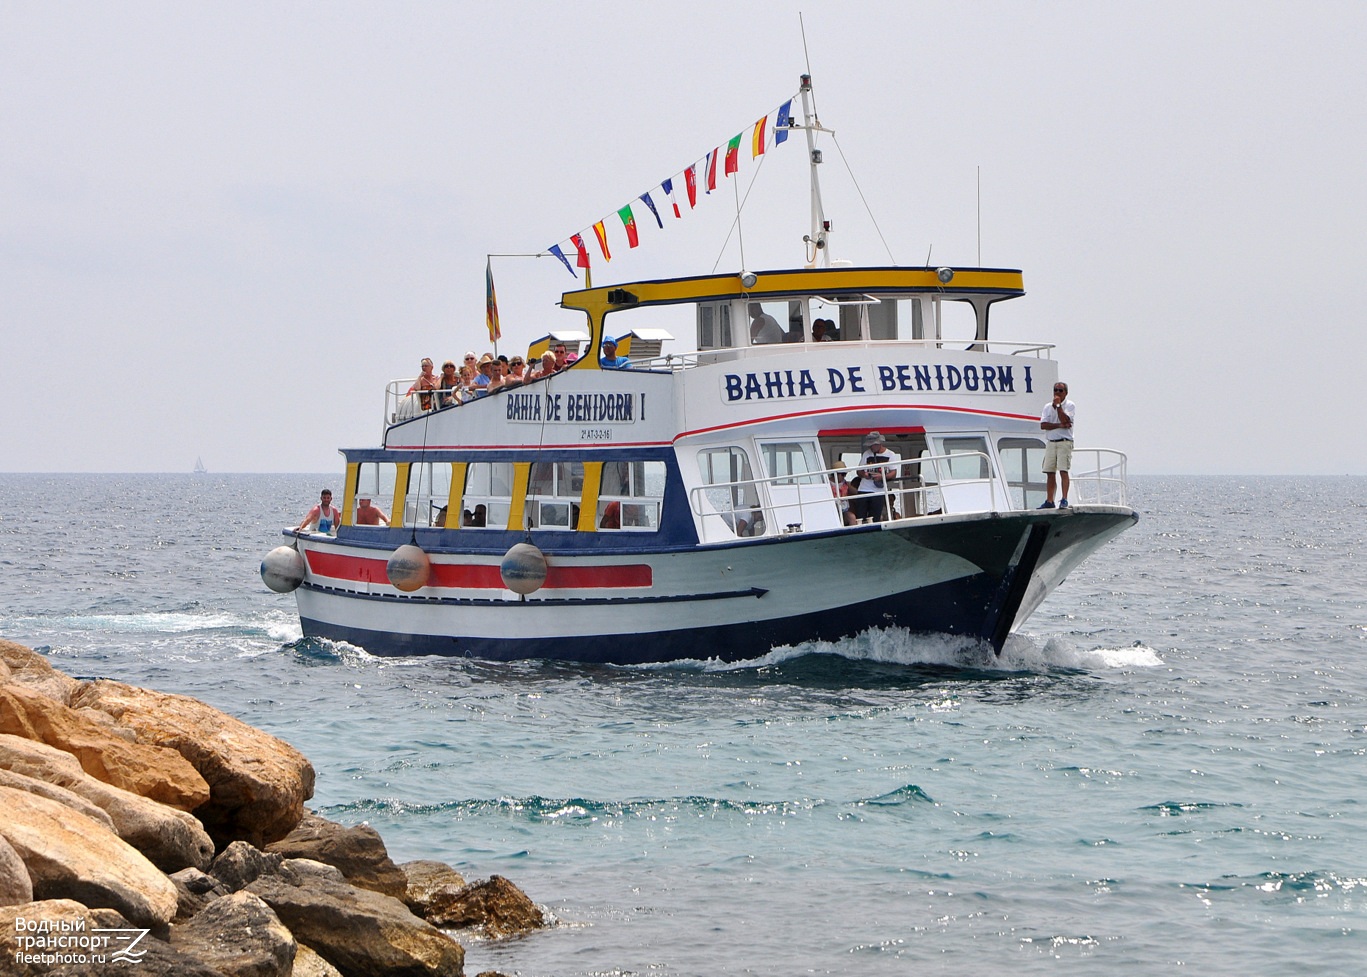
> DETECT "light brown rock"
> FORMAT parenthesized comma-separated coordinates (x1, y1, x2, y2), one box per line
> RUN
(247, 873, 465, 977)
(265, 811, 408, 897)
(70, 679, 315, 846)
(169, 890, 296, 977)
(0, 765, 117, 830)
(294, 943, 345, 977)
(0, 683, 209, 810)
(0, 640, 80, 704)
(427, 874, 546, 939)
(0, 834, 32, 906)
(0, 785, 179, 929)
(0, 733, 214, 872)
(0, 900, 129, 977)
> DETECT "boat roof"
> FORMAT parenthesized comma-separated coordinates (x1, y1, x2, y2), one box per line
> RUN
(559, 265, 1024, 315)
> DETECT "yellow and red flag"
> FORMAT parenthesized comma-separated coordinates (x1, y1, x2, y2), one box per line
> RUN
(485, 258, 501, 342)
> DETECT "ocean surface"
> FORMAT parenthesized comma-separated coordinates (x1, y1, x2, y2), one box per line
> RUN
(1, 473, 1364, 976)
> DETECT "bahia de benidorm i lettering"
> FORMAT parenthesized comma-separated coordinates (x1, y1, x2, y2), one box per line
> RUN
(723, 362, 1035, 402)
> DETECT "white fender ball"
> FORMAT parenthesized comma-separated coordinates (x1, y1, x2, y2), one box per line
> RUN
(260, 546, 306, 593)
(387, 543, 432, 592)
(501, 542, 547, 595)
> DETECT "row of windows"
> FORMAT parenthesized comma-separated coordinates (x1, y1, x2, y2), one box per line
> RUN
(343, 459, 667, 533)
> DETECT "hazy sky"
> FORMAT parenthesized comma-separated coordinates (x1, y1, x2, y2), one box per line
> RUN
(4, 1, 1365, 475)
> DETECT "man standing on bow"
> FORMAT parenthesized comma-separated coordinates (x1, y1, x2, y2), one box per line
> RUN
(1039, 381, 1075, 508)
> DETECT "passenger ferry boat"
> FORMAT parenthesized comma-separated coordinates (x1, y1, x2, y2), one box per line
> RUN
(262, 75, 1137, 664)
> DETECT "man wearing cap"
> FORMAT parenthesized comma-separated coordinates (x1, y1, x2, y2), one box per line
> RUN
(354, 497, 389, 526)
(599, 337, 631, 369)
(852, 432, 901, 522)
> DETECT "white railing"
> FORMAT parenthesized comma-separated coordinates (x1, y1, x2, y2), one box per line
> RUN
(1062, 448, 1130, 506)
(687, 451, 1005, 544)
(630, 338, 1055, 373)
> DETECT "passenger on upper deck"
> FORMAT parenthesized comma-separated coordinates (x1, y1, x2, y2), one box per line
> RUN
(507, 356, 526, 383)
(553, 342, 577, 369)
(473, 354, 495, 396)
(407, 358, 440, 410)
(748, 303, 784, 344)
(599, 337, 630, 370)
(438, 360, 462, 407)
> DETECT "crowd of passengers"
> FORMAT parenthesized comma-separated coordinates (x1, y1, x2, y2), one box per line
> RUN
(406, 337, 629, 410)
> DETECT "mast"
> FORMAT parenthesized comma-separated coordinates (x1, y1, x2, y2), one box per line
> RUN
(797, 73, 831, 268)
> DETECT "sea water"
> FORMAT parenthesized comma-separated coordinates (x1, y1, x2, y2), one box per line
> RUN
(1, 473, 1363, 976)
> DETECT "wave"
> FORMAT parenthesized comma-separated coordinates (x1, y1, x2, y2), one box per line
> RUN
(323, 789, 937, 824)
(634, 627, 1164, 675)
(5, 608, 302, 644)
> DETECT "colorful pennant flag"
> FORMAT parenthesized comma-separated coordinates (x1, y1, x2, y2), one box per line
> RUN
(618, 204, 639, 248)
(662, 177, 681, 218)
(485, 258, 501, 342)
(592, 221, 612, 261)
(639, 191, 663, 229)
(548, 90, 800, 277)
(724, 133, 742, 176)
(548, 244, 575, 278)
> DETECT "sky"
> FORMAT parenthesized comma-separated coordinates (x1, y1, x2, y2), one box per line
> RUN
(3, 0, 1366, 476)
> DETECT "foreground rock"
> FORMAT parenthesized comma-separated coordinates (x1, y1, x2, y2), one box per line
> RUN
(169, 890, 296, 977)
(248, 873, 465, 976)
(0, 786, 178, 928)
(70, 679, 316, 847)
(0, 684, 210, 810)
(0, 733, 214, 872)
(266, 811, 408, 897)
(0, 639, 556, 975)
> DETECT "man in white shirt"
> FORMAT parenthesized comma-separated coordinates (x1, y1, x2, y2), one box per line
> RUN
(1039, 381, 1076, 508)
(852, 432, 901, 522)
(748, 303, 784, 344)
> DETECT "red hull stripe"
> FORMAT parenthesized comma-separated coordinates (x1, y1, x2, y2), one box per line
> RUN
(305, 551, 652, 589)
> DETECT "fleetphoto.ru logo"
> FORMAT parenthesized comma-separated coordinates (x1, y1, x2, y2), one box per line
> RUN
(11, 915, 151, 967)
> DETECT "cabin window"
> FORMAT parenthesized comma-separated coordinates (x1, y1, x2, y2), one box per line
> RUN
(697, 302, 733, 350)
(759, 441, 823, 485)
(938, 297, 978, 346)
(936, 436, 992, 480)
(462, 462, 514, 529)
(353, 462, 398, 525)
(526, 461, 585, 531)
(406, 462, 454, 528)
(998, 437, 1046, 509)
(597, 460, 666, 531)
(698, 446, 763, 537)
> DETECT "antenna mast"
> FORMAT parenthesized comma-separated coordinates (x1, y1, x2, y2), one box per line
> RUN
(797, 74, 832, 268)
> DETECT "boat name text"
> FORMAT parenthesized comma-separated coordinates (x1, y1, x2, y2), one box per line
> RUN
(723, 363, 1034, 402)
(507, 391, 640, 424)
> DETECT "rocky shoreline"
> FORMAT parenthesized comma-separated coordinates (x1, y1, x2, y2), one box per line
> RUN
(0, 639, 544, 976)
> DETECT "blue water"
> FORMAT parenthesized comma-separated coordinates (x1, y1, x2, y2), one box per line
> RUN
(2, 473, 1364, 976)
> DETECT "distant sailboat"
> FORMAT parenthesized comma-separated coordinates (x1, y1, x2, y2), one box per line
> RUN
(193, 457, 207, 474)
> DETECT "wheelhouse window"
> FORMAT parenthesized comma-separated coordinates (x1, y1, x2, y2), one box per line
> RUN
(697, 302, 733, 350)
(526, 461, 584, 531)
(462, 462, 514, 529)
(597, 460, 666, 531)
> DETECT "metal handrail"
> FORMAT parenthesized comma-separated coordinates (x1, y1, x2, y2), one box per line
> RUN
(687, 451, 1004, 542)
